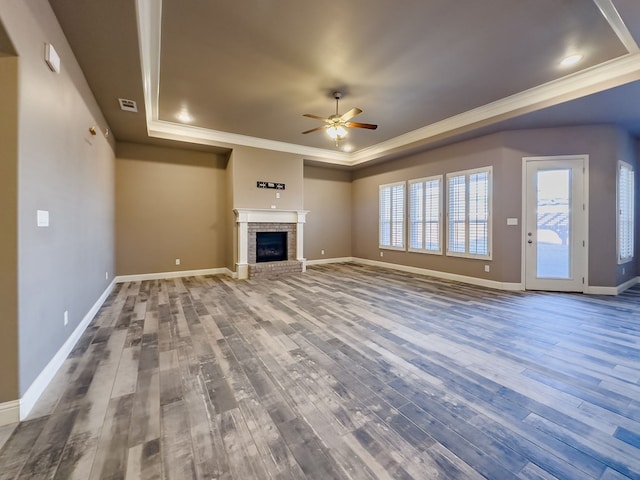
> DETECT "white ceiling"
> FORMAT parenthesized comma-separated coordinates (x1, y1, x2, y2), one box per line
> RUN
(48, 0, 640, 166)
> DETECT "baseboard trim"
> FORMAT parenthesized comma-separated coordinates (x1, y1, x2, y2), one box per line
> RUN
(307, 256, 524, 291)
(585, 276, 640, 295)
(349, 257, 524, 291)
(114, 267, 233, 283)
(19, 279, 116, 420)
(618, 276, 640, 294)
(0, 400, 20, 427)
(584, 286, 619, 295)
(306, 257, 355, 266)
(306, 258, 640, 295)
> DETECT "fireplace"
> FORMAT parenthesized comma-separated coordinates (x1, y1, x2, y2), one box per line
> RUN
(234, 209, 309, 279)
(256, 232, 287, 263)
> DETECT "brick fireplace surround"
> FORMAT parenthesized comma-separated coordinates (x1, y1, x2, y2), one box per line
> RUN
(234, 209, 309, 279)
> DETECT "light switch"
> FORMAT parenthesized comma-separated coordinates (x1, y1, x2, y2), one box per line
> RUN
(37, 210, 49, 227)
(507, 218, 518, 226)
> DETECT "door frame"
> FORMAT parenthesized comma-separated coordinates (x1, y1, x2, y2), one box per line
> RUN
(521, 155, 589, 292)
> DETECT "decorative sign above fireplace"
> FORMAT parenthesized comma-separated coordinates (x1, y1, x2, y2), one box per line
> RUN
(257, 181, 285, 190)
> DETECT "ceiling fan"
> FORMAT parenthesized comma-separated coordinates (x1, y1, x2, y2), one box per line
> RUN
(302, 92, 378, 144)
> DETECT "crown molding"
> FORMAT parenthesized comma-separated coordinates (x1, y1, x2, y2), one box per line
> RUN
(147, 119, 352, 164)
(135, 0, 640, 167)
(593, 0, 639, 53)
(135, 0, 161, 126)
(349, 52, 640, 165)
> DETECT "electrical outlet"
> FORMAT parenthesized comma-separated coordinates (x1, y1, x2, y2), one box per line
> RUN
(484, 265, 490, 273)
(175, 258, 181, 266)
(380, 251, 384, 257)
(276, 192, 280, 199)
(105, 271, 108, 280)
(64, 310, 68, 326)
(321, 249, 325, 255)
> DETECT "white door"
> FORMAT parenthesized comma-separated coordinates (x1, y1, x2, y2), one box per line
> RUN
(524, 156, 587, 292)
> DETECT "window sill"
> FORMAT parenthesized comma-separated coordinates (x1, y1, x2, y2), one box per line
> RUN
(446, 251, 492, 260)
(408, 248, 443, 256)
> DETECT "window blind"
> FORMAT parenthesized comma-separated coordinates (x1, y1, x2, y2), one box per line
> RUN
(380, 186, 391, 247)
(447, 167, 491, 258)
(424, 178, 441, 252)
(409, 181, 424, 250)
(390, 184, 405, 248)
(448, 175, 466, 254)
(409, 177, 442, 253)
(379, 182, 405, 249)
(469, 171, 489, 255)
(619, 162, 635, 263)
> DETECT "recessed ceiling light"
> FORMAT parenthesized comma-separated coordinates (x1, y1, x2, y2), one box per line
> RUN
(342, 144, 353, 152)
(560, 54, 583, 67)
(177, 111, 193, 123)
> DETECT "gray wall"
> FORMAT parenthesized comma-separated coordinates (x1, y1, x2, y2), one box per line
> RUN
(1, 0, 116, 397)
(616, 130, 639, 285)
(352, 126, 633, 288)
(116, 143, 228, 276)
(0, 55, 19, 403)
(226, 146, 305, 273)
(503, 125, 619, 287)
(353, 133, 515, 281)
(304, 166, 353, 260)
(115, 144, 306, 277)
(637, 139, 640, 280)
(230, 146, 304, 210)
(225, 150, 236, 271)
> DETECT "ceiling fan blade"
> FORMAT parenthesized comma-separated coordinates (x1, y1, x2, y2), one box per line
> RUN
(345, 121, 378, 130)
(340, 107, 362, 122)
(302, 125, 330, 134)
(303, 113, 331, 122)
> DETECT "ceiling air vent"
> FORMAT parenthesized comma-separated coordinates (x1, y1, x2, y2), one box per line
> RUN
(118, 98, 138, 113)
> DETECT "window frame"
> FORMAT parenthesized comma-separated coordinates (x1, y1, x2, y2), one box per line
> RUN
(379, 181, 406, 251)
(446, 166, 493, 260)
(617, 160, 635, 264)
(408, 175, 444, 255)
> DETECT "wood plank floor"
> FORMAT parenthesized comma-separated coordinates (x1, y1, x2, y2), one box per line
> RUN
(1, 263, 639, 479)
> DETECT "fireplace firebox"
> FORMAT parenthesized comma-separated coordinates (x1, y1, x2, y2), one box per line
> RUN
(256, 232, 287, 263)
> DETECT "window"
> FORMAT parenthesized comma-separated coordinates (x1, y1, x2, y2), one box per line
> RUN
(446, 167, 492, 258)
(379, 182, 405, 249)
(409, 176, 443, 254)
(618, 161, 635, 264)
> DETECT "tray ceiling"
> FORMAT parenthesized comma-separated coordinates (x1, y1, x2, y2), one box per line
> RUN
(49, 0, 640, 166)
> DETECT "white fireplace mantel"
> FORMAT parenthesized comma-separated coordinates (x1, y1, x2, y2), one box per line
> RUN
(234, 209, 309, 279)
(234, 208, 309, 224)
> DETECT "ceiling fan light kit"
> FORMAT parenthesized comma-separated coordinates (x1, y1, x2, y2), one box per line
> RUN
(302, 91, 378, 147)
(327, 125, 348, 141)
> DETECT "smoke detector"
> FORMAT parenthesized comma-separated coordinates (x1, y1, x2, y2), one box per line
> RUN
(118, 98, 138, 112)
